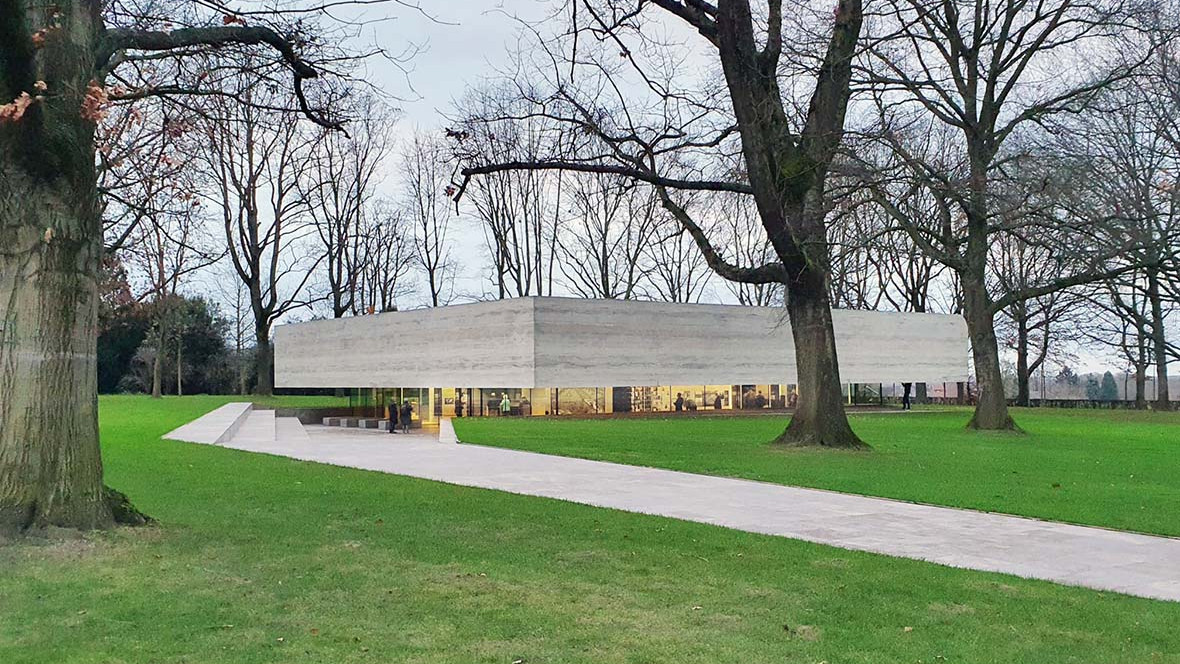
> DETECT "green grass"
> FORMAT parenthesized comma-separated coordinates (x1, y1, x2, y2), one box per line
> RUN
(2, 397, 1179, 663)
(99, 393, 349, 412)
(453, 407, 1180, 537)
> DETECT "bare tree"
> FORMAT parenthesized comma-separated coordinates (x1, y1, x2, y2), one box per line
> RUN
(992, 234, 1086, 406)
(2, 0, 408, 533)
(402, 131, 458, 307)
(1083, 281, 1157, 408)
(124, 192, 221, 398)
(1064, 75, 1180, 408)
(827, 196, 886, 311)
(305, 95, 397, 318)
(643, 210, 713, 303)
(199, 77, 325, 396)
(559, 173, 660, 299)
(451, 87, 562, 299)
(456, 0, 869, 448)
(212, 261, 254, 395)
(356, 202, 415, 313)
(858, 0, 1155, 429)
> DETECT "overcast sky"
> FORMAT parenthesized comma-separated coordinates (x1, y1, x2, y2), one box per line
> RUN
(375, 2, 542, 131)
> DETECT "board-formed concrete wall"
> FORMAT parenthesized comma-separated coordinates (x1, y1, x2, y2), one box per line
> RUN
(275, 298, 534, 388)
(531, 299, 967, 386)
(274, 297, 968, 388)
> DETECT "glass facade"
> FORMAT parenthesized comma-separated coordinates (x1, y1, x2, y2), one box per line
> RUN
(343, 384, 898, 419)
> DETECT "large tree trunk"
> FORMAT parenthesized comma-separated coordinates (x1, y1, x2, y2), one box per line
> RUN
(253, 321, 273, 396)
(1146, 269, 1171, 410)
(0, 2, 113, 533)
(713, 0, 865, 449)
(962, 275, 1017, 430)
(772, 263, 866, 449)
(0, 186, 112, 533)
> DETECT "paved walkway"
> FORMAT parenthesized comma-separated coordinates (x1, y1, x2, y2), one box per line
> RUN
(218, 423, 1180, 602)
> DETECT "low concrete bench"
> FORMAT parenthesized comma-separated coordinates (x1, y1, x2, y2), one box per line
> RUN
(321, 416, 423, 430)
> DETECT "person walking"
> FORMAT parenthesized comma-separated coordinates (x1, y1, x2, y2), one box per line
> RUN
(674, 392, 685, 412)
(387, 399, 399, 434)
(902, 382, 913, 411)
(400, 400, 413, 433)
(499, 394, 512, 416)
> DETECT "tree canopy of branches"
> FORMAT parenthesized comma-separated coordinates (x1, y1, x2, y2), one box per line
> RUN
(857, 0, 1161, 430)
(456, 0, 870, 448)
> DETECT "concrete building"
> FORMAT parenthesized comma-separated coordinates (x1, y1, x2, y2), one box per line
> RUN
(275, 297, 969, 424)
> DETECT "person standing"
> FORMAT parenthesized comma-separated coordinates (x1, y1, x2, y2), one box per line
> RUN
(400, 400, 413, 433)
(713, 393, 723, 410)
(387, 399, 399, 434)
(674, 392, 685, 412)
(902, 382, 913, 411)
(499, 394, 512, 416)
(455, 393, 464, 418)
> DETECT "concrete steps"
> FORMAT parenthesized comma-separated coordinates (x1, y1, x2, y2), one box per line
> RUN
(231, 409, 277, 445)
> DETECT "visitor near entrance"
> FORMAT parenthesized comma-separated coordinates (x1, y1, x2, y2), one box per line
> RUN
(674, 392, 685, 412)
(500, 394, 511, 416)
(388, 399, 399, 434)
(714, 393, 723, 410)
(400, 401, 412, 433)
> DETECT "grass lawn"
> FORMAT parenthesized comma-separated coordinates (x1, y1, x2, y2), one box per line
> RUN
(453, 407, 1180, 537)
(93, 393, 349, 414)
(2, 397, 1179, 663)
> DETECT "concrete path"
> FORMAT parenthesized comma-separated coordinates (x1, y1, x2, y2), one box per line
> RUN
(216, 424, 1180, 602)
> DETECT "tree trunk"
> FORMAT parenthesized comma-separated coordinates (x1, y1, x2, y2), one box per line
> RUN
(1147, 269, 1171, 410)
(176, 335, 183, 397)
(772, 265, 866, 449)
(1134, 334, 1148, 410)
(0, 3, 118, 534)
(254, 322, 273, 396)
(151, 328, 163, 398)
(1132, 374, 1144, 407)
(962, 276, 1017, 430)
(711, 0, 864, 449)
(236, 329, 247, 395)
(1014, 306, 1030, 407)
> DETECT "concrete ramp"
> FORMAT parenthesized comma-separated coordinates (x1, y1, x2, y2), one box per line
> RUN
(164, 402, 252, 445)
